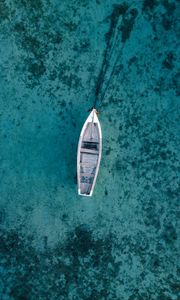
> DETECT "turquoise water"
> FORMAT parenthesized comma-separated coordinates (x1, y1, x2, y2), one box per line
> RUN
(0, 0, 179, 299)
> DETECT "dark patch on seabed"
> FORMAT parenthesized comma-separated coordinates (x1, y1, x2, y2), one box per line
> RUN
(0, 0, 180, 299)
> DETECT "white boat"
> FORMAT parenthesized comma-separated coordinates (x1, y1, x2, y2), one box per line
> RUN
(77, 108, 102, 196)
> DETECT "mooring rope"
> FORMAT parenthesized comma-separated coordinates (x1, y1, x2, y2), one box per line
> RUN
(91, 4, 137, 112)
(92, 5, 124, 111)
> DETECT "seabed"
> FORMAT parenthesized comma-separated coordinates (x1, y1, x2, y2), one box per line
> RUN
(0, 1, 179, 299)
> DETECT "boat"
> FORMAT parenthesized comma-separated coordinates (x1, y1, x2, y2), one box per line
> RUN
(77, 108, 102, 196)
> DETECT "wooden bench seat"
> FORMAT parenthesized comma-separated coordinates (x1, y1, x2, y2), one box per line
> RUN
(80, 148, 99, 154)
(80, 162, 96, 167)
(80, 172, 94, 177)
(83, 140, 99, 144)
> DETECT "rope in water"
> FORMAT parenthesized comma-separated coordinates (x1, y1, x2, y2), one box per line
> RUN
(91, 4, 137, 113)
(92, 5, 124, 112)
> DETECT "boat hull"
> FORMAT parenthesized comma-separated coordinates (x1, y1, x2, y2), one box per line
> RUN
(77, 109, 102, 196)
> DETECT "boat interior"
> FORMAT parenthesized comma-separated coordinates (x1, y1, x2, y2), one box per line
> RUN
(79, 122, 100, 195)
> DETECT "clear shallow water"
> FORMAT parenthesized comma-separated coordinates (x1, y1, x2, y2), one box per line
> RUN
(0, 0, 179, 299)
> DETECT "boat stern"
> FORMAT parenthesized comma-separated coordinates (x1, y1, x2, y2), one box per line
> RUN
(78, 188, 93, 197)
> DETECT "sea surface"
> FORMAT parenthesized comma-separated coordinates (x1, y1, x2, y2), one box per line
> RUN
(0, 0, 179, 299)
